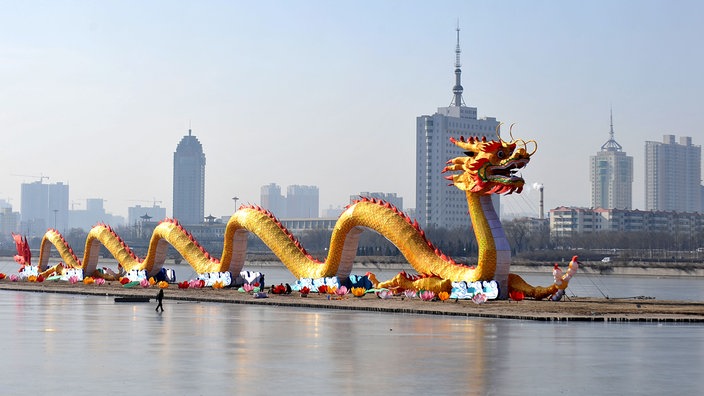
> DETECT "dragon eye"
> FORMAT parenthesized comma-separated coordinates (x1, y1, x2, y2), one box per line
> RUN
(497, 151, 506, 159)
(464, 151, 475, 157)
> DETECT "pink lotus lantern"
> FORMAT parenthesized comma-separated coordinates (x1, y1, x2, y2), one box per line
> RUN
(419, 290, 435, 301)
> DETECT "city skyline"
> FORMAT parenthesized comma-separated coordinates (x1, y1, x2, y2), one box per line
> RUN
(2, 1, 703, 220)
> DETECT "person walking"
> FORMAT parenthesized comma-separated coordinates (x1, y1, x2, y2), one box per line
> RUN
(155, 288, 164, 312)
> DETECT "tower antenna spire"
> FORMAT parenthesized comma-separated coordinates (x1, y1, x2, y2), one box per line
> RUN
(601, 106, 622, 151)
(455, 19, 461, 69)
(451, 20, 465, 107)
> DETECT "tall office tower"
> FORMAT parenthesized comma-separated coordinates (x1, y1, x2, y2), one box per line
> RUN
(415, 27, 500, 229)
(173, 129, 206, 225)
(20, 180, 69, 235)
(48, 182, 69, 230)
(0, 204, 20, 238)
(286, 185, 319, 218)
(21, 181, 47, 234)
(590, 111, 633, 209)
(260, 183, 287, 218)
(645, 135, 702, 212)
(350, 192, 403, 211)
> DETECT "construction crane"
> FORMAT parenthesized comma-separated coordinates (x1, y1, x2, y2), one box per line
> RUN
(12, 174, 50, 183)
(128, 199, 163, 208)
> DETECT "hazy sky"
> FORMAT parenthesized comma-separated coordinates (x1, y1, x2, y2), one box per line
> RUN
(2, 1, 703, 220)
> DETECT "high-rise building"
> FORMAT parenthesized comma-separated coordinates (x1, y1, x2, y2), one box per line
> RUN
(69, 198, 125, 231)
(260, 183, 287, 218)
(645, 135, 702, 213)
(20, 181, 69, 235)
(173, 129, 206, 225)
(259, 183, 320, 219)
(286, 185, 319, 218)
(0, 199, 20, 239)
(21, 181, 47, 234)
(590, 111, 633, 209)
(415, 27, 500, 229)
(350, 192, 403, 211)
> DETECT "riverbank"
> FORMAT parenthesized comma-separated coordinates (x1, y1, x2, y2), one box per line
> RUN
(1, 280, 702, 323)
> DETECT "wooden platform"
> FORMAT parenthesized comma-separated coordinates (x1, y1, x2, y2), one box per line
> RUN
(1, 281, 702, 322)
(114, 296, 151, 303)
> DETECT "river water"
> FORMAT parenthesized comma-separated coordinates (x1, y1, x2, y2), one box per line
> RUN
(0, 259, 702, 395)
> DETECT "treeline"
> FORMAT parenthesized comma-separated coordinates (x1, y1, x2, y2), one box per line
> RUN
(282, 218, 704, 262)
(6, 218, 703, 263)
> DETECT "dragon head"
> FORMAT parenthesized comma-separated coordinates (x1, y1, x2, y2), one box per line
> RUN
(442, 125, 536, 195)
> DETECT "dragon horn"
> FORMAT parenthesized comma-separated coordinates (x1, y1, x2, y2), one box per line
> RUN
(512, 137, 538, 156)
(524, 139, 538, 156)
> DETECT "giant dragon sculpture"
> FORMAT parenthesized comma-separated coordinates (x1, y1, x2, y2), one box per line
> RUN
(34, 126, 575, 300)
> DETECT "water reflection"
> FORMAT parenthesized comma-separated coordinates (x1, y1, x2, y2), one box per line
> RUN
(218, 308, 502, 394)
(1, 291, 703, 395)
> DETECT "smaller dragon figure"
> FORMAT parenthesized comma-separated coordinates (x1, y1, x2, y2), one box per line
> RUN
(12, 233, 32, 268)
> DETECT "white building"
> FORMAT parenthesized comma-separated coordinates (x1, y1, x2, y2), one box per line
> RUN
(415, 27, 500, 229)
(550, 206, 704, 238)
(645, 135, 701, 213)
(590, 111, 633, 209)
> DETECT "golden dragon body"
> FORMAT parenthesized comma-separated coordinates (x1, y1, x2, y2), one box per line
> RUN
(36, 129, 574, 300)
